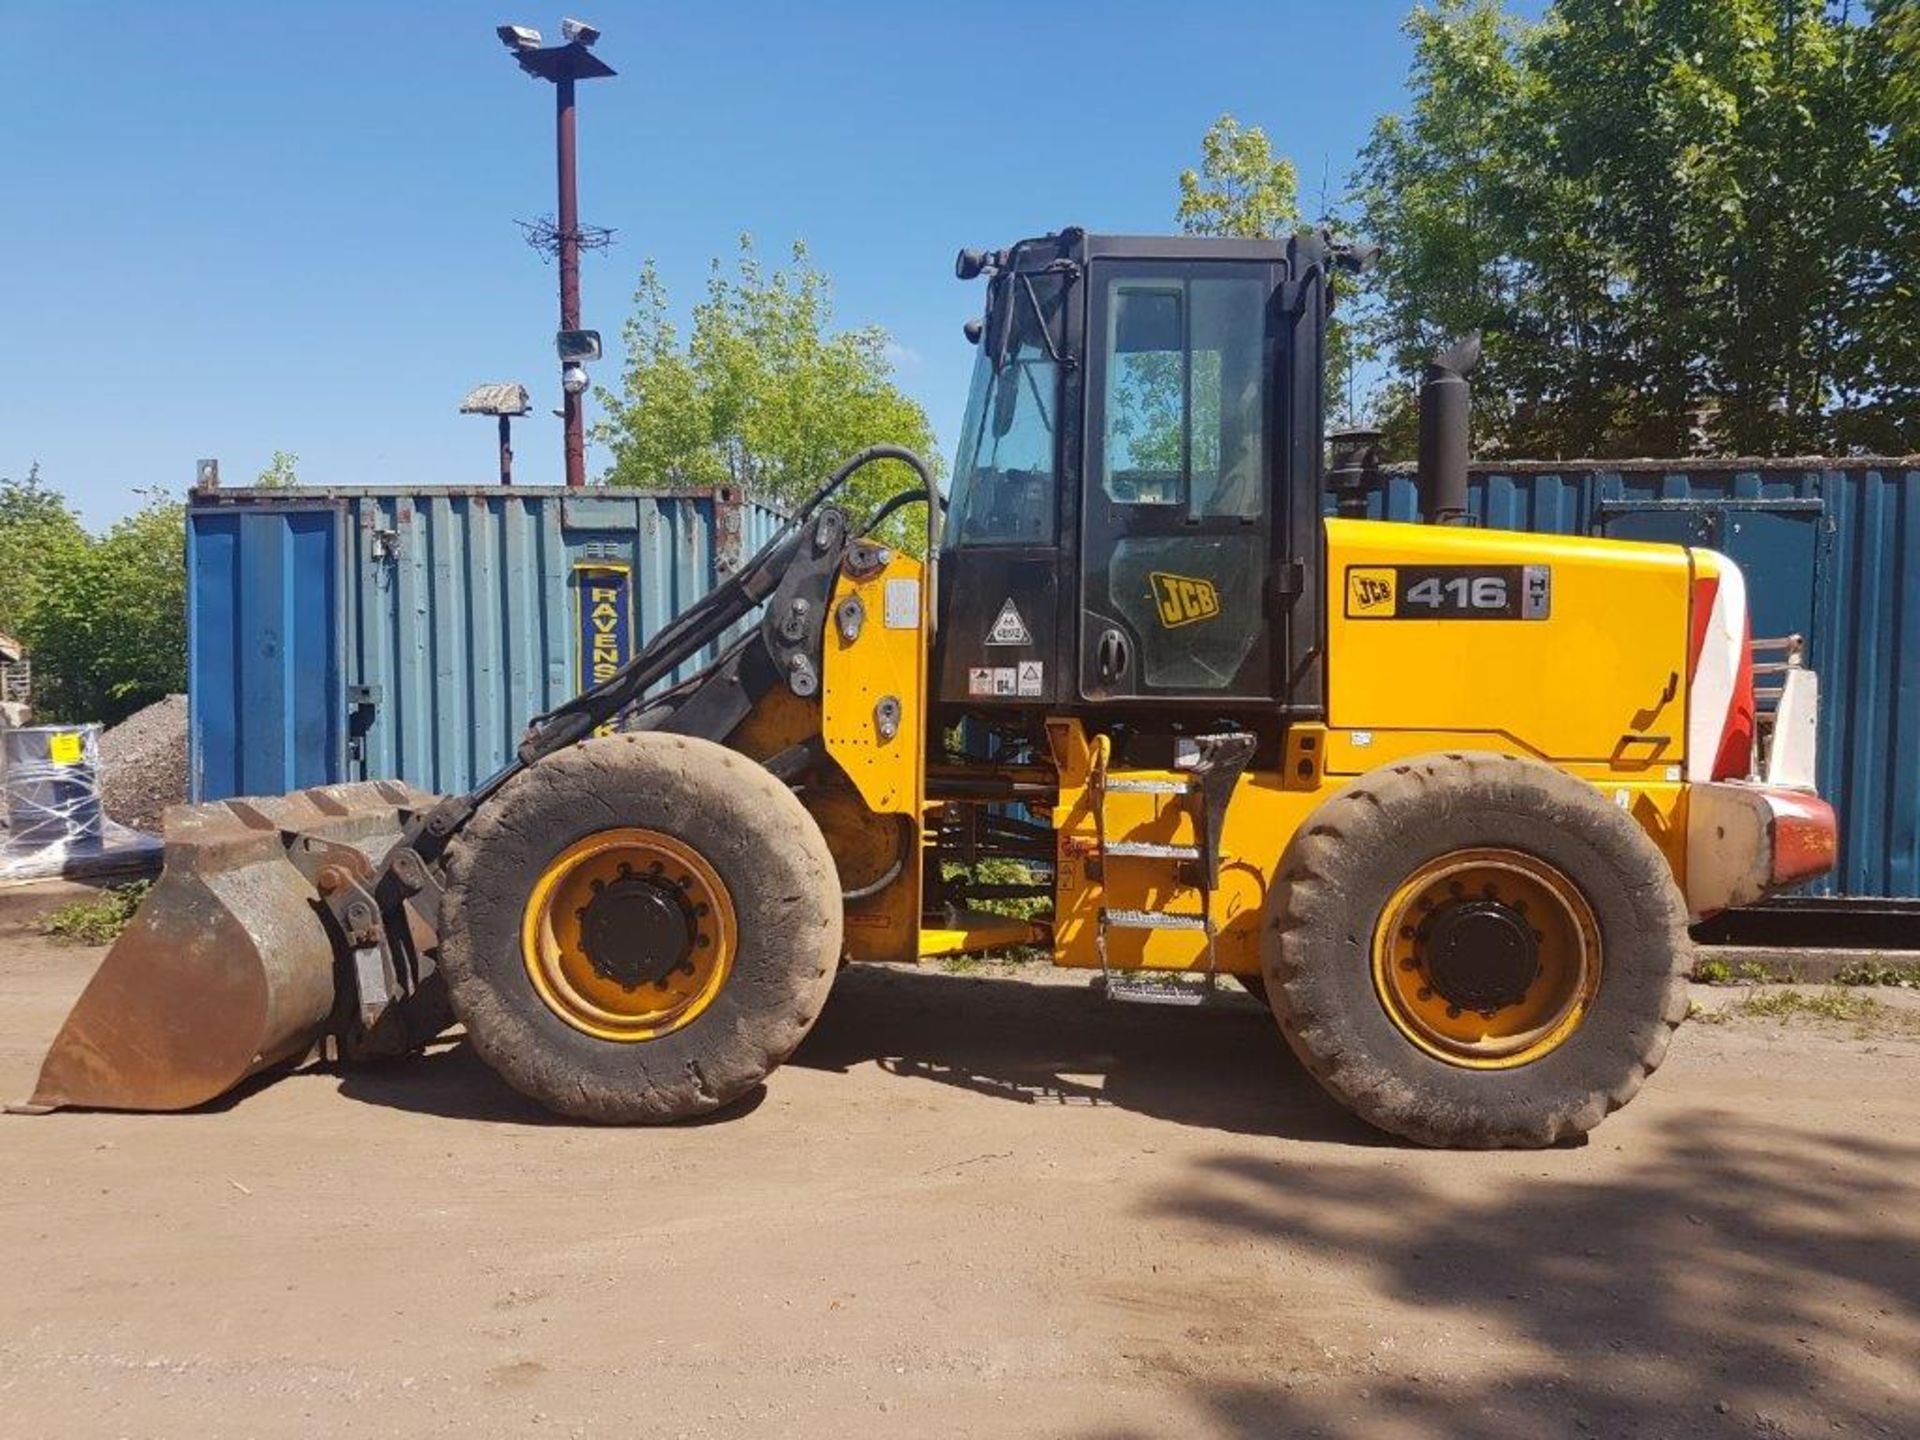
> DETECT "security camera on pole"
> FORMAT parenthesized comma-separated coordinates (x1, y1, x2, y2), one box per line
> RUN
(496, 19, 615, 488)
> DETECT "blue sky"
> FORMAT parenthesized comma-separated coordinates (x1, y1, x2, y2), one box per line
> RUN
(1, 1, 1435, 528)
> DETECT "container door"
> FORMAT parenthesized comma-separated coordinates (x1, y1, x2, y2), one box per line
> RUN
(1594, 504, 1716, 548)
(1717, 505, 1822, 653)
(187, 502, 346, 801)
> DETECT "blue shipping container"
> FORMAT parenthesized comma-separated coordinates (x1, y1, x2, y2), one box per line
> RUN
(187, 485, 784, 801)
(1365, 460, 1919, 903)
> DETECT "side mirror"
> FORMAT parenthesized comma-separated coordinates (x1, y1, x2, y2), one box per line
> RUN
(1327, 236, 1382, 275)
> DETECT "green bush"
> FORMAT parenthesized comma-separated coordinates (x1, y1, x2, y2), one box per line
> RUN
(9, 488, 185, 726)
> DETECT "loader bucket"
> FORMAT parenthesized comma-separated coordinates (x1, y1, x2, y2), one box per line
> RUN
(22, 781, 432, 1113)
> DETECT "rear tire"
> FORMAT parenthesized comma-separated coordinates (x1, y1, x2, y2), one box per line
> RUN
(1263, 752, 1691, 1148)
(438, 733, 842, 1123)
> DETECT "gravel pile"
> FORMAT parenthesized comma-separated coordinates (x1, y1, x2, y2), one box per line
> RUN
(99, 694, 188, 833)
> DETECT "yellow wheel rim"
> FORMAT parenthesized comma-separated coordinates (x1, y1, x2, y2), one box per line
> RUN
(520, 827, 737, 1042)
(1371, 847, 1602, 1070)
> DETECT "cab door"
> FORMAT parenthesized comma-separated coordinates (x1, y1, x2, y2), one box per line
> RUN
(1079, 260, 1279, 701)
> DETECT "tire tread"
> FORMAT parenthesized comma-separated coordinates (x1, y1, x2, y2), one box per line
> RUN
(1264, 751, 1691, 1148)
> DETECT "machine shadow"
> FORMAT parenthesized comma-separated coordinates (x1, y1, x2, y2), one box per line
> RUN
(334, 963, 1369, 1142)
(790, 963, 1389, 1146)
(1074, 1112, 1920, 1440)
(334, 1041, 767, 1127)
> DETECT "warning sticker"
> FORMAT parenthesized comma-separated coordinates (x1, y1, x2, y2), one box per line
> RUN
(1017, 660, 1044, 697)
(986, 597, 1032, 646)
(883, 577, 920, 629)
(969, 664, 1023, 697)
(48, 731, 84, 766)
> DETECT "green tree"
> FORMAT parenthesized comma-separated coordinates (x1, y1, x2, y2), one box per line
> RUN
(255, 450, 300, 488)
(22, 492, 186, 725)
(1354, 0, 1916, 459)
(0, 464, 87, 639)
(1177, 114, 1363, 425)
(1178, 115, 1302, 239)
(1844, 0, 1920, 449)
(1352, 0, 1576, 456)
(594, 237, 940, 547)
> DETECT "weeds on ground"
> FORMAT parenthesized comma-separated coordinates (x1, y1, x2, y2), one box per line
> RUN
(1832, 958, 1920, 988)
(937, 946, 1047, 975)
(1733, 989, 1883, 1024)
(40, 880, 152, 946)
(1692, 956, 1787, 984)
(1691, 986, 1919, 1038)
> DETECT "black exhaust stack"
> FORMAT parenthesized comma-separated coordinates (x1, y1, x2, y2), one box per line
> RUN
(1417, 333, 1481, 526)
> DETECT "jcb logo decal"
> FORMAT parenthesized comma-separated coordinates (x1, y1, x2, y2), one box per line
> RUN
(1346, 567, 1397, 615)
(1149, 571, 1220, 628)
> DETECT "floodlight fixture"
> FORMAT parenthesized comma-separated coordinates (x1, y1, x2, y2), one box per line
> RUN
(462, 382, 534, 485)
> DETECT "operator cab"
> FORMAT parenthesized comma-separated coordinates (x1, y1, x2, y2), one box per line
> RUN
(934, 228, 1351, 748)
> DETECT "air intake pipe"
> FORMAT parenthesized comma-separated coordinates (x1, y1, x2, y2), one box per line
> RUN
(1417, 333, 1481, 526)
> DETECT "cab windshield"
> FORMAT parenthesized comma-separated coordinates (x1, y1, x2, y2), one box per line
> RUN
(946, 276, 1063, 547)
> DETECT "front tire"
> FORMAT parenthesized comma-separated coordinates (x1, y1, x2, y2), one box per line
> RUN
(438, 733, 842, 1122)
(1263, 752, 1691, 1148)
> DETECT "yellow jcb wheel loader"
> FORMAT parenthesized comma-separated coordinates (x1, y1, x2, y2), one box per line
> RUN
(19, 230, 1837, 1146)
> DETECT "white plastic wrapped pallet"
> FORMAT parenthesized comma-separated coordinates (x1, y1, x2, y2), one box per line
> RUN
(0, 723, 162, 884)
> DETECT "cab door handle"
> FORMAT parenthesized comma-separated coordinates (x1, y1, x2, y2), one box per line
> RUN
(1096, 628, 1131, 683)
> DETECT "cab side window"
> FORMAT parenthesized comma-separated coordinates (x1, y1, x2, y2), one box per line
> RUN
(1102, 276, 1266, 521)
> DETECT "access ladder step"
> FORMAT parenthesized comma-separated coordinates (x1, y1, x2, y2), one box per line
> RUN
(1100, 973, 1216, 1007)
(1103, 777, 1192, 795)
(1103, 841, 1201, 860)
(1101, 907, 1211, 933)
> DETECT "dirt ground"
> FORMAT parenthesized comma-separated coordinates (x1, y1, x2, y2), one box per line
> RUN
(1, 883, 1915, 1440)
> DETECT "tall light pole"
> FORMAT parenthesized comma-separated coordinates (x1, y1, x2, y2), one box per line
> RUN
(497, 20, 616, 489)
